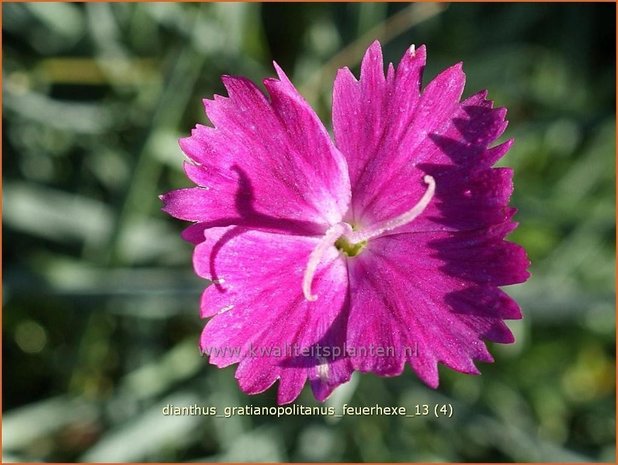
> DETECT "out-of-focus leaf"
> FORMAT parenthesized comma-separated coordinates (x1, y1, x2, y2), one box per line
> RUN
(80, 391, 202, 462)
(4, 92, 113, 134)
(25, 3, 85, 40)
(3, 396, 98, 452)
(207, 426, 286, 462)
(3, 183, 112, 244)
(118, 339, 203, 403)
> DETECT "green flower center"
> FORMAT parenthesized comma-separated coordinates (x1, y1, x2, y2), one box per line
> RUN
(335, 236, 367, 257)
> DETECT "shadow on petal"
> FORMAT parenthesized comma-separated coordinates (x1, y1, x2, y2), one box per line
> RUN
(203, 164, 327, 290)
(416, 131, 530, 341)
(190, 164, 325, 238)
(279, 289, 351, 370)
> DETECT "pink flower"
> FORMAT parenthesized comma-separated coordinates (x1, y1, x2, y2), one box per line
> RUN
(161, 41, 530, 404)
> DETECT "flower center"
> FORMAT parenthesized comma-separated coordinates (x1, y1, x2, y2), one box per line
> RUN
(302, 175, 436, 301)
(334, 236, 367, 257)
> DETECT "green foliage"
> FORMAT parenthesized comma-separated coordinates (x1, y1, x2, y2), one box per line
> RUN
(3, 3, 615, 462)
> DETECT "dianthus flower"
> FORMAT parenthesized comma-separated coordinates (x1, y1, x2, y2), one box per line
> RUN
(161, 41, 530, 404)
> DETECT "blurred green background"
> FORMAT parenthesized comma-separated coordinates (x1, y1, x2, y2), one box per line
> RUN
(3, 2, 616, 462)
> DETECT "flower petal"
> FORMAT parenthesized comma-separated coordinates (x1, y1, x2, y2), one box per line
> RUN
(163, 67, 351, 232)
(333, 41, 425, 197)
(391, 167, 518, 235)
(194, 227, 353, 404)
(345, 223, 528, 387)
(332, 41, 513, 232)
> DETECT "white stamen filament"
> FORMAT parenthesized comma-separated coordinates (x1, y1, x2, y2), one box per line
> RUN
(302, 222, 352, 301)
(302, 175, 435, 301)
(345, 175, 435, 244)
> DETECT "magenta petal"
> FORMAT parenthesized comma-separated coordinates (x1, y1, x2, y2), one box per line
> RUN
(181, 223, 209, 245)
(194, 227, 353, 404)
(333, 42, 426, 194)
(332, 42, 517, 235)
(345, 221, 528, 387)
(349, 60, 465, 226)
(160, 187, 226, 223)
(333, 42, 465, 226)
(164, 69, 350, 232)
(394, 167, 518, 235)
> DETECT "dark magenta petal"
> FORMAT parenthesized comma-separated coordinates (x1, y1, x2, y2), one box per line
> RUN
(394, 167, 517, 234)
(345, 223, 528, 386)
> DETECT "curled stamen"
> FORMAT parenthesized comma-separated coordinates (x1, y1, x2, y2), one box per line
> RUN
(302, 176, 435, 301)
(303, 222, 352, 301)
(346, 175, 436, 244)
